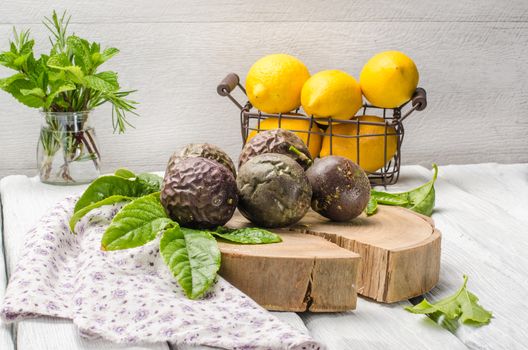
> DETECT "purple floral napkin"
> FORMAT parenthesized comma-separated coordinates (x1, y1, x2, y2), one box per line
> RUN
(1, 197, 322, 349)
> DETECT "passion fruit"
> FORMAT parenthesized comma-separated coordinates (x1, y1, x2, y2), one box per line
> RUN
(161, 156, 237, 229)
(239, 129, 312, 170)
(237, 153, 312, 228)
(178, 143, 236, 176)
(306, 156, 370, 221)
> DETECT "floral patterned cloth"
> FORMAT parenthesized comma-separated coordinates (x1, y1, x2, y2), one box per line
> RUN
(1, 197, 322, 350)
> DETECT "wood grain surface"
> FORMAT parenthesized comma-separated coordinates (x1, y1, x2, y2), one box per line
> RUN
(1, 1, 527, 179)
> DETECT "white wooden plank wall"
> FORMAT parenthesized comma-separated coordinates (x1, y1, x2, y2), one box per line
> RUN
(0, 0, 527, 179)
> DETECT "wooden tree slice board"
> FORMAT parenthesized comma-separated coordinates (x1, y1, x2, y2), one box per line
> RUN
(218, 230, 361, 312)
(292, 206, 441, 303)
(220, 205, 441, 312)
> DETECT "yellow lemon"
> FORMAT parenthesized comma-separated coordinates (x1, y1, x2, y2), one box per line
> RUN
(247, 117, 322, 158)
(301, 70, 363, 124)
(360, 51, 419, 108)
(319, 115, 398, 172)
(245, 54, 310, 113)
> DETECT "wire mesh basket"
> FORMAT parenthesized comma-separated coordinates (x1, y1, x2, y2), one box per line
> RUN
(217, 73, 427, 186)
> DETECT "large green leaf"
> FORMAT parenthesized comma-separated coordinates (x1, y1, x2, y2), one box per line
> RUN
(69, 194, 133, 232)
(74, 174, 161, 213)
(101, 193, 173, 250)
(114, 168, 136, 179)
(213, 227, 282, 244)
(160, 226, 221, 299)
(137, 173, 163, 193)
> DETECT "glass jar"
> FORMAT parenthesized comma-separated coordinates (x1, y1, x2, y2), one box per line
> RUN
(37, 111, 101, 185)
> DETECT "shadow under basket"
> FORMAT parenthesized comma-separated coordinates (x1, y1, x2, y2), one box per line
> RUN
(217, 73, 427, 186)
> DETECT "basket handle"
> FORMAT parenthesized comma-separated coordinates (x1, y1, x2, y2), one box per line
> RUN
(217, 73, 240, 96)
(411, 88, 427, 111)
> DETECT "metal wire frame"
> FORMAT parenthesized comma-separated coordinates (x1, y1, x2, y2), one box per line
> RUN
(218, 73, 426, 186)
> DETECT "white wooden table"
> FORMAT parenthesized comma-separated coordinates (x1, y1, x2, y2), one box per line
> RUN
(1, 163, 527, 350)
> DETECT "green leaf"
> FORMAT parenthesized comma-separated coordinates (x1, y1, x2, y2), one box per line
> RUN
(100, 47, 119, 63)
(20, 87, 45, 98)
(114, 168, 136, 179)
(69, 195, 133, 232)
(47, 53, 84, 83)
(46, 52, 70, 68)
(405, 275, 492, 330)
(365, 197, 378, 216)
(403, 163, 438, 216)
(74, 175, 160, 213)
(66, 36, 92, 73)
(44, 82, 75, 109)
(368, 164, 438, 217)
(0, 52, 18, 69)
(84, 71, 119, 92)
(0, 73, 26, 89)
(101, 193, 173, 250)
(3, 79, 44, 108)
(160, 226, 221, 299)
(213, 227, 282, 244)
(370, 191, 410, 206)
(137, 173, 163, 193)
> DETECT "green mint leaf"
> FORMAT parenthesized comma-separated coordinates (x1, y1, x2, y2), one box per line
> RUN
(84, 71, 119, 92)
(66, 36, 92, 73)
(101, 193, 173, 251)
(69, 195, 133, 232)
(74, 174, 160, 213)
(405, 275, 492, 330)
(3, 79, 43, 108)
(0, 52, 19, 69)
(213, 227, 282, 244)
(47, 53, 84, 84)
(160, 226, 221, 299)
(20, 87, 45, 98)
(44, 83, 75, 109)
(100, 47, 119, 63)
(365, 197, 378, 216)
(0, 73, 26, 89)
(114, 168, 136, 179)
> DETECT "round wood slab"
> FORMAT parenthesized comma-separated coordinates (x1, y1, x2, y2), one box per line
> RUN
(218, 230, 361, 312)
(293, 206, 441, 303)
(220, 205, 441, 311)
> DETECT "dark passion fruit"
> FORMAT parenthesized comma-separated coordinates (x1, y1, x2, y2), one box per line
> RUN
(178, 143, 236, 176)
(237, 153, 312, 228)
(238, 128, 313, 170)
(306, 156, 370, 221)
(161, 156, 238, 229)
